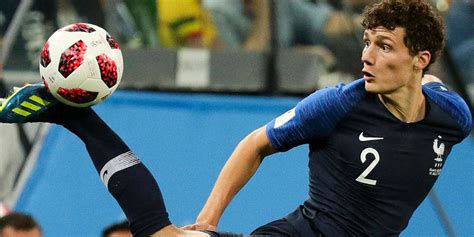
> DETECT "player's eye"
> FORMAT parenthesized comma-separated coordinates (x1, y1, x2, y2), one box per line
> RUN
(381, 44, 392, 52)
(363, 40, 370, 48)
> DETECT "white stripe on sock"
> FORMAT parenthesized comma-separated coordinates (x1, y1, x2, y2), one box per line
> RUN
(100, 151, 141, 187)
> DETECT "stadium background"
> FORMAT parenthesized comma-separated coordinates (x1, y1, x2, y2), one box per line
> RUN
(0, 0, 473, 236)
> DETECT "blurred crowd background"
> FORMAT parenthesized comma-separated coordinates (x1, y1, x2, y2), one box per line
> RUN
(0, 0, 472, 93)
(0, 0, 472, 236)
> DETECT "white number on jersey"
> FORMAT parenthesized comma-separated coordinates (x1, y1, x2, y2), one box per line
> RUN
(356, 147, 380, 185)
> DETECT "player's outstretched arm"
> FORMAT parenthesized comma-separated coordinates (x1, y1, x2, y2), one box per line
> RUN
(184, 126, 277, 231)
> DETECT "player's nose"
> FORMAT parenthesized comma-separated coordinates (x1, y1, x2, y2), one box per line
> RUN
(361, 46, 375, 66)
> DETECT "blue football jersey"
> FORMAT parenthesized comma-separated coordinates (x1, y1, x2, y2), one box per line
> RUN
(266, 79, 472, 237)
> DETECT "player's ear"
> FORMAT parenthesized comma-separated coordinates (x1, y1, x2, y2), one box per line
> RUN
(414, 50, 431, 71)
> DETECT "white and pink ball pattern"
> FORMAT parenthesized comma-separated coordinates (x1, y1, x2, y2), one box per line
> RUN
(39, 23, 123, 107)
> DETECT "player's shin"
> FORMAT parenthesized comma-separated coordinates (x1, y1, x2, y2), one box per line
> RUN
(59, 108, 171, 236)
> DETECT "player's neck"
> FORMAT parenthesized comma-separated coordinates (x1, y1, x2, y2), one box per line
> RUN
(378, 82, 426, 123)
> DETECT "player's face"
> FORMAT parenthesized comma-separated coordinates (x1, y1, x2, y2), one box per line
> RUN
(361, 26, 419, 94)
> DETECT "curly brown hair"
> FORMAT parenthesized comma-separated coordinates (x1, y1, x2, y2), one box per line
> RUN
(361, 0, 445, 72)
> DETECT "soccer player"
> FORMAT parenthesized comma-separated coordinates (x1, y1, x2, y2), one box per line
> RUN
(185, 0, 472, 236)
(0, 1, 471, 237)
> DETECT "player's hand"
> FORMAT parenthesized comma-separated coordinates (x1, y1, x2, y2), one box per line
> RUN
(181, 222, 217, 231)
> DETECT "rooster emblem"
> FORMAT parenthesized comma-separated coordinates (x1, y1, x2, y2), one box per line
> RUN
(433, 136, 445, 162)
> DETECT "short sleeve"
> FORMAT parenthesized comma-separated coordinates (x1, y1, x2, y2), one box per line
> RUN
(266, 79, 366, 151)
(423, 82, 472, 137)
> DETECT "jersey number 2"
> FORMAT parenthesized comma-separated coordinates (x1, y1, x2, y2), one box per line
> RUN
(356, 147, 379, 185)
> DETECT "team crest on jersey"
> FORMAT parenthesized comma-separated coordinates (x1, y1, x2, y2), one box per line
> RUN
(429, 136, 444, 176)
(433, 136, 445, 162)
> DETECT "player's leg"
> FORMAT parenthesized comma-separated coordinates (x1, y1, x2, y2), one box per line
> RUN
(61, 108, 218, 237)
(0, 84, 211, 237)
(62, 107, 173, 235)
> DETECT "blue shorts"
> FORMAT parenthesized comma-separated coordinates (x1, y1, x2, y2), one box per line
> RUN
(205, 206, 324, 237)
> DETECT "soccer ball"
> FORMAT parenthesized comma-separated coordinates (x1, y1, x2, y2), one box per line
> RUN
(39, 23, 123, 107)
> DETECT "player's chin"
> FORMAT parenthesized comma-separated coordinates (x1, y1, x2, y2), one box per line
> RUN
(364, 81, 382, 93)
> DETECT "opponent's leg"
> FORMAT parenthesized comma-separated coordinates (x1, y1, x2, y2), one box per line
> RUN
(0, 84, 171, 236)
(61, 108, 174, 236)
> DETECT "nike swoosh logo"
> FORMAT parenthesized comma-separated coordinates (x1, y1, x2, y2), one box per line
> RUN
(102, 170, 109, 180)
(359, 132, 384, 141)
